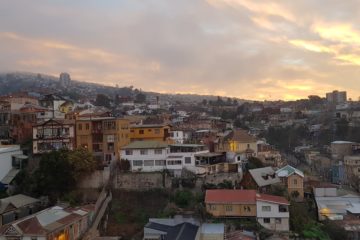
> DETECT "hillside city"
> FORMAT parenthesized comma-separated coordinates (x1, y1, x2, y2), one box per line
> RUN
(0, 72, 359, 240)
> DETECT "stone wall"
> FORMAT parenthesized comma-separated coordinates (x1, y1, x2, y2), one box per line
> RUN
(78, 168, 110, 189)
(113, 172, 172, 190)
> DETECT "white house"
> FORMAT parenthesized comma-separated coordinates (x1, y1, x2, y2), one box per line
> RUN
(0, 145, 27, 187)
(120, 142, 209, 176)
(167, 144, 209, 176)
(121, 141, 169, 172)
(256, 194, 290, 232)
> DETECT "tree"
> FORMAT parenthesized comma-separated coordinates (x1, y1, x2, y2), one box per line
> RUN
(233, 99, 238, 106)
(67, 148, 97, 179)
(135, 92, 146, 103)
(173, 190, 193, 208)
(247, 157, 264, 169)
(202, 99, 208, 106)
(117, 159, 130, 172)
(95, 94, 111, 108)
(33, 151, 75, 202)
(227, 97, 232, 105)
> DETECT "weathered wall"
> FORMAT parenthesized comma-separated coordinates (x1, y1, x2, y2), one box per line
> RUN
(78, 168, 110, 189)
(113, 172, 171, 190)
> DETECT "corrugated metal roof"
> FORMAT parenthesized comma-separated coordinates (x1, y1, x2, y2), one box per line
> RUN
(1, 169, 20, 185)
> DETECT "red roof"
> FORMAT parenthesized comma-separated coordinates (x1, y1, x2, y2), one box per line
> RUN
(205, 190, 257, 204)
(205, 190, 289, 205)
(256, 194, 289, 205)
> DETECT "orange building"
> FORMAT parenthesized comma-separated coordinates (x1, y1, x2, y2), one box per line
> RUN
(76, 117, 130, 164)
(130, 124, 171, 142)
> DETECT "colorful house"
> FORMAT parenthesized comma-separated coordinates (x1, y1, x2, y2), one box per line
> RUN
(130, 124, 171, 142)
(276, 165, 304, 201)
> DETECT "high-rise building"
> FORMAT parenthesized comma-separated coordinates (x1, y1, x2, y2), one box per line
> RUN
(59, 72, 71, 87)
(326, 90, 347, 104)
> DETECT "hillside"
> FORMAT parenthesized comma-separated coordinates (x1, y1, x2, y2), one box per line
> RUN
(0, 72, 247, 104)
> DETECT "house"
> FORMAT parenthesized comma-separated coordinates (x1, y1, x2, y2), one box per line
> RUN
(167, 144, 209, 176)
(195, 152, 237, 175)
(247, 167, 280, 192)
(76, 117, 130, 164)
(205, 190, 290, 232)
(276, 165, 305, 201)
(0, 145, 27, 188)
(32, 119, 76, 154)
(344, 155, 360, 185)
(121, 141, 209, 176)
(143, 216, 199, 240)
(121, 141, 169, 172)
(0, 194, 41, 226)
(0, 205, 94, 240)
(130, 124, 171, 142)
(216, 129, 257, 154)
(256, 193, 290, 231)
(205, 190, 257, 218)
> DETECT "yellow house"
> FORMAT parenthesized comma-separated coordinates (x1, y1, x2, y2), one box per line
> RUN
(130, 124, 171, 142)
(276, 165, 304, 201)
(217, 129, 257, 154)
(76, 117, 130, 163)
(205, 190, 257, 217)
(59, 101, 74, 113)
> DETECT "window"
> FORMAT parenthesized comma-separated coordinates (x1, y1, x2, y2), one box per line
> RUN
(167, 160, 182, 165)
(133, 160, 143, 166)
(225, 205, 233, 212)
(85, 123, 89, 130)
(185, 157, 191, 164)
(293, 179, 298, 185)
(262, 206, 271, 212)
(140, 149, 148, 155)
(275, 218, 282, 224)
(78, 124, 82, 130)
(139, 130, 144, 134)
(155, 160, 166, 166)
(105, 154, 112, 162)
(154, 149, 163, 154)
(209, 204, 217, 210)
(243, 206, 251, 212)
(125, 150, 133, 155)
(31, 237, 37, 240)
(154, 129, 160, 134)
(144, 160, 154, 166)
(263, 218, 270, 223)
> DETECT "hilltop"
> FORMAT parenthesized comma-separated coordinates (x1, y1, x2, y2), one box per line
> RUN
(0, 71, 247, 104)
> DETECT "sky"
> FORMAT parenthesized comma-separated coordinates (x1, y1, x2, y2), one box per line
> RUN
(1, 0, 360, 101)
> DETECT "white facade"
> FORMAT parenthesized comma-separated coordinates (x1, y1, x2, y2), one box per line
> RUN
(121, 147, 168, 172)
(167, 150, 208, 176)
(256, 200, 289, 232)
(121, 144, 209, 175)
(0, 145, 23, 182)
(169, 130, 190, 144)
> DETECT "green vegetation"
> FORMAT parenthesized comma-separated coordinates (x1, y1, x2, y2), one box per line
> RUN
(247, 157, 264, 169)
(14, 149, 96, 203)
(173, 190, 194, 208)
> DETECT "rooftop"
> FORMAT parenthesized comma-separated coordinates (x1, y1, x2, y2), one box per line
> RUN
(276, 165, 304, 178)
(205, 190, 257, 204)
(0, 194, 40, 214)
(256, 193, 289, 205)
(122, 140, 168, 150)
(200, 223, 224, 234)
(249, 167, 280, 187)
(130, 124, 170, 128)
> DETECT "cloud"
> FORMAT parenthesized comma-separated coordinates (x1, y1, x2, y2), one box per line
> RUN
(0, 0, 359, 100)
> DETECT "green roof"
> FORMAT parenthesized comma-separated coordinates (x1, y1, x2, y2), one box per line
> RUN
(122, 141, 168, 149)
(276, 165, 304, 178)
